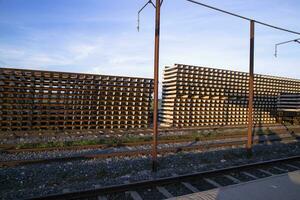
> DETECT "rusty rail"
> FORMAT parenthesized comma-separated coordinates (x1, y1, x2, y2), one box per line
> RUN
(28, 155, 300, 200)
(1, 128, 298, 153)
(1, 134, 299, 168)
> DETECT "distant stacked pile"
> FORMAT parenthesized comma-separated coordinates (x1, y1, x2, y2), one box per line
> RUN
(0, 68, 153, 131)
(277, 93, 300, 124)
(160, 64, 300, 127)
(277, 93, 300, 112)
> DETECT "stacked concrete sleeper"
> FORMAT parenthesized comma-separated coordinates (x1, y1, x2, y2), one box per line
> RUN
(0, 68, 153, 131)
(161, 64, 300, 127)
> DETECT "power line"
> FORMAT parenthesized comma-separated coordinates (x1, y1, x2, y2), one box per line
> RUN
(185, 0, 300, 35)
(186, 0, 250, 21)
(255, 21, 300, 35)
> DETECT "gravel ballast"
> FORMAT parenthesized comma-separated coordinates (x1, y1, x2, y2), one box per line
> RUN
(2, 124, 298, 145)
(0, 141, 300, 199)
(0, 137, 248, 162)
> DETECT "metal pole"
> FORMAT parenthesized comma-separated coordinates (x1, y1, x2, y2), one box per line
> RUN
(247, 20, 255, 150)
(152, 0, 161, 172)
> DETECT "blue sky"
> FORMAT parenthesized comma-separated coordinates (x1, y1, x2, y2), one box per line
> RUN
(0, 0, 299, 81)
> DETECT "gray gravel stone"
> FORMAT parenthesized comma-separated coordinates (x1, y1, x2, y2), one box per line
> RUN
(1, 141, 300, 199)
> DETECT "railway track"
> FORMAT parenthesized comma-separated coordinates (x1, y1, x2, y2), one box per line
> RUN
(1, 133, 299, 168)
(28, 155, 300, 200)
(1, 125, 299, 153)
(1, 123, 287, 138)
(1, 124, 298, 150)
(0, 132, 272, 153)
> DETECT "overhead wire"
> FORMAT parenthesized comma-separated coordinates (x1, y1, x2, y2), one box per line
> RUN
(138, 0, 300, 57)
(185, 0, 300, 35)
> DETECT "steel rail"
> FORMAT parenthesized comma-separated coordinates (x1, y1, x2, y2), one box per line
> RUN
(1, 124, 299, 152)
(1, 135, 299, 168)
(28, 155, 300, 200)
(2, 128, 298, 153)
(1, 123, 294, 138)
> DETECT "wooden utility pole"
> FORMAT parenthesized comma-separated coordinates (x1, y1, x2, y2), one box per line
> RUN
(247, 20, 255, 150)
(152, 0, 161, 172)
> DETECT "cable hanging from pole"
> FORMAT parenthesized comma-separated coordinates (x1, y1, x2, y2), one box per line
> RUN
(137, 0, 163, 32)
(274, 38, 300, 57)
(185, 0, 300, 35)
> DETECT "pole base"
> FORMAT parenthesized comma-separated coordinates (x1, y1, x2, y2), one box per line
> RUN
(246, 148, 253, 158)
(152, 160, 158, 172)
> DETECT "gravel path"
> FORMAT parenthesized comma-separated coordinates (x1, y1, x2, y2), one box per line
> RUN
(1, 141, 300, 200)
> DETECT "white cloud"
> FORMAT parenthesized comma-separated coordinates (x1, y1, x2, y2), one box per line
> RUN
(0, 0, 299, 82)
(0, 48, 26, 60)
(67, 43, 98, 61)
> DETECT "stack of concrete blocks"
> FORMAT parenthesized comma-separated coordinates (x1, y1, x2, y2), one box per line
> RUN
(277, 93, 300, 112)
(160, 64, 300, 127)
(0, 68, 153, 131)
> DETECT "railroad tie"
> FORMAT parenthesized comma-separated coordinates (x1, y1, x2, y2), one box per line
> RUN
(257, 169, 274, 176)
(156, 186, 173, 198)
(171, 173, 178, 177)
(284, 163, 300, 170)
(126, 146, 133, 151)
(62, 189, 70, 193)
(223, 175, 241, 184)
(273, 166, 288, 172)
(97, 196, 108, 200)
(194, 189, 219, 200)
(128, 191, 143, 200)
(241, 172, 258, 179)
(181, 182, 199, 193)
(203, 178, 222, 187)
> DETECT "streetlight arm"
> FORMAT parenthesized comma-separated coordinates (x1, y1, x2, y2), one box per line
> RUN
(274, 44, 278, 57)
(274, 38, 300, 57)
(137, 0, 156, 32)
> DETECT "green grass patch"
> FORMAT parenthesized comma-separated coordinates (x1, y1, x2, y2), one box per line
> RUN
(15, 135, 153, 149)
(14, 127, 283, 150)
